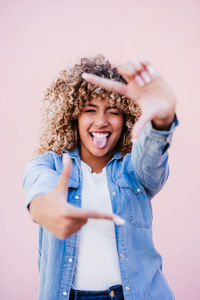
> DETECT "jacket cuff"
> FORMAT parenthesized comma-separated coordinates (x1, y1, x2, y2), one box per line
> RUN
(133, 114, 179, 155)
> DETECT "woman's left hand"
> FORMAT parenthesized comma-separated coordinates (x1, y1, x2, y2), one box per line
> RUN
(82, 58, 177, 139)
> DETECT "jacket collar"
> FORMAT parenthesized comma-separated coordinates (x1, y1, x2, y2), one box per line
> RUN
(61, 148, 123, 188)
(62, 148, 123, 161)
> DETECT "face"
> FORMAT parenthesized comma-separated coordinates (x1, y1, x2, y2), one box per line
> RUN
(78, 98, 124, 163)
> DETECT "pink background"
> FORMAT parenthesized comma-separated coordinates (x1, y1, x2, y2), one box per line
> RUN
(1, 0, 200, 299)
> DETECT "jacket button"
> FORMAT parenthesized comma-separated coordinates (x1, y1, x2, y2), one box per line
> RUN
(75, 196, 79, 199)
(112, 191, 116, 196)
(137, 188, 141, 193)
(68, 258, 72, 263)
(120, 253, 125, 258)
(125, 286, 130, 291)
(63, 291, 67, 296)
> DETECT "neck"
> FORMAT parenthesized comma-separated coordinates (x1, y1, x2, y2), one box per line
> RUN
(80, 148, 114, 173)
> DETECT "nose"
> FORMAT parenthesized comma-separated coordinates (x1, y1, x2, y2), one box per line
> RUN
(94, 112, 108, 127)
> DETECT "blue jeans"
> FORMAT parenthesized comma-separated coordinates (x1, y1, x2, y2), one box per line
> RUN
(69, 284, 124, 300)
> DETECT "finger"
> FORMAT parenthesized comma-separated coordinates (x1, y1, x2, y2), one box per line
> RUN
(138, 58, 159, 80)
(140, 57, 155, 75)
(117, 63, 136, 76)
(139, 57, 150, 68)
(128, 60, 144, 73)
(134, 75, 145, 87)
(117, 63, 136, 82)
(140, 71, 151, 84)
(146, 64, 158, 77)
(118, 63, 151, 86)
(87, 210, 115, 220)
(82, 73, 127, 96)
(66, 203, 125, 225)
(66, 204, 122, 223)
(131, 113, 151, 139)
(140, 60, 158, 79)
(57, 154, 72, 194)
(67, 205, 114, 220)
(87, 211, 125, 225)
(118, 60, 151, 86)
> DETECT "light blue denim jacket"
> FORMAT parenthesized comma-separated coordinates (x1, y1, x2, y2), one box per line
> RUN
(23, 118, 178, 300)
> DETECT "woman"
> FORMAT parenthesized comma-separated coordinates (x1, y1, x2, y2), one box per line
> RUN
(23, 55, 177, 300)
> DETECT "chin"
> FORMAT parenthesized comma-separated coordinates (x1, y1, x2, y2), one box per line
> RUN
(90, 146, 115, 158)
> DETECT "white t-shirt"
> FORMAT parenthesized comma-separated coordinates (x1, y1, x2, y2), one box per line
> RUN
(72, 161, 122, 290)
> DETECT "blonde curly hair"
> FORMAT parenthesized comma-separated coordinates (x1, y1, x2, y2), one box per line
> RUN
(38, 55, 141, 156)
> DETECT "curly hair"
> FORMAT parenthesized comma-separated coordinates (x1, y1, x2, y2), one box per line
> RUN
(38, 55, 141, 156)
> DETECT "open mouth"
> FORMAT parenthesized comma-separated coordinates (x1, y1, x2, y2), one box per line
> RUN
(89, 132, 111, 149)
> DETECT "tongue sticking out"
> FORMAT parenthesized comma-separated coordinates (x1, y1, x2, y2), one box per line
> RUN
(93, 136, 107, 149)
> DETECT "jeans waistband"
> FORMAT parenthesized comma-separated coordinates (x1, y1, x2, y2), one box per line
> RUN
(69, 284, 124, 300)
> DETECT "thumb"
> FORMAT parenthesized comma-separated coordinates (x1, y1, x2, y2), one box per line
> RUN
(131, 113, 150, 139)
(57, 154, 72, 195)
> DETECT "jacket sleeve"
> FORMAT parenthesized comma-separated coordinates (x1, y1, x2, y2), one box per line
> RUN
(23, 151, 61, 209)
(131, 116, 178, 198)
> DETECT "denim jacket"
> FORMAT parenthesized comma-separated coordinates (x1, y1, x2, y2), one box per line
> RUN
(23, 118, 178, 300)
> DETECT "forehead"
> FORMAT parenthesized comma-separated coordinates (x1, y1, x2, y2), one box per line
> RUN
(86, 97, 116, 108)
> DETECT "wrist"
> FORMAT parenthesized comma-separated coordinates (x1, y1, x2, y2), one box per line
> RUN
(29, 194, 45, 223)
(152, 114, 175, 130)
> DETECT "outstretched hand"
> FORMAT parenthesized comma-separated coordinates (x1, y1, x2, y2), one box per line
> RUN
(82, 58, 177, 139)
(30, 154, 124, 240)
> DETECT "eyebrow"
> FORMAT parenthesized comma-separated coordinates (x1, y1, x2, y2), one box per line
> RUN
(86, 104, 119, 110)
(87, 104, 97, 108)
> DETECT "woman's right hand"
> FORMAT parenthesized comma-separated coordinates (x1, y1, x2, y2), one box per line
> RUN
(29, 154, 120, 240)
(82, 58, 177, 138)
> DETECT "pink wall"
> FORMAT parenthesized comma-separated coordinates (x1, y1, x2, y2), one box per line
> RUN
(1, 0, 200, 299)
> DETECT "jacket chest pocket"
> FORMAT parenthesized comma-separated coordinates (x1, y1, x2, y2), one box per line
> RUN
(121, 186, 152, 228)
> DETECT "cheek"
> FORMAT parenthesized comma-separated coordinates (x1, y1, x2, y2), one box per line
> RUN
(78, 115, 92, 135)
(113, 117, 124, 134)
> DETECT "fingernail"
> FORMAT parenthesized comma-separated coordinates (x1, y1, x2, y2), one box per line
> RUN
(141, 71, 151, 83)
(146, 65, 156, 75)
(135, 75, 144, 87)
(82, 72, 89, 79)
(118, 64, 134, 75)
(113, 215, 125, 226)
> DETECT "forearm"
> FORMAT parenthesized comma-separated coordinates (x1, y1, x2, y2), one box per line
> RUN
(131, 116, 178, 197)
(29, 195, 45, 222)
(23, 152, 60, 209)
